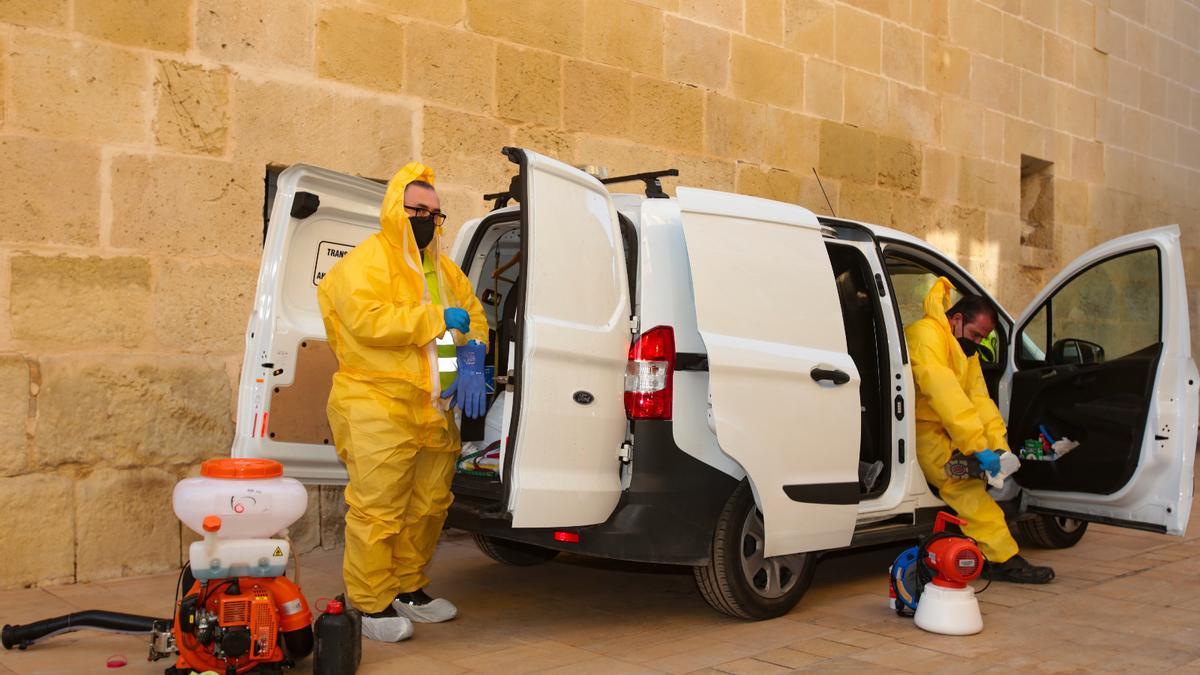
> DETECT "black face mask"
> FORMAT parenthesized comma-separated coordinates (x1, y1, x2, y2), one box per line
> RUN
(957, 337, 979, 358)
(410, 215, 436, 250)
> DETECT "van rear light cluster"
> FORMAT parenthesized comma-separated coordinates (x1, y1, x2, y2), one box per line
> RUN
(624, 325, 675, 420)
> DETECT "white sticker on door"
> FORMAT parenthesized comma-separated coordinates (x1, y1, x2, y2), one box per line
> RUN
(313, 241, 353, 286)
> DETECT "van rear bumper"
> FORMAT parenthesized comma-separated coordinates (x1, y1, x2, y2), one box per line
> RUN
(446, 420, 739, 566)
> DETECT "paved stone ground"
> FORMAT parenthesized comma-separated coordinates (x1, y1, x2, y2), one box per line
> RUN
(3, 494, 1199, 674)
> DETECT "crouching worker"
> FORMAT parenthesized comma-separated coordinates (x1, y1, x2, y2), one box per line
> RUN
(317, 162, 489, 642)
(905, 277, 1054, 584)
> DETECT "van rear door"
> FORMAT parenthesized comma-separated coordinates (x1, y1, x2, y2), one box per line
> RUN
(679, 188, 861, 557)
(502, 148, 632, 527)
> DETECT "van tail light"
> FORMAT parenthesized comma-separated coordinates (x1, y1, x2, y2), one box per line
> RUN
(624, 325, 675, 420)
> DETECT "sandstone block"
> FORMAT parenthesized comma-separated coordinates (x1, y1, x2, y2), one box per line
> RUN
(764, 109, 819, 175)
(407, 24, 495, 112)
(76, 0, 189, 51)
(836, 6, 882, 73)
(497, 45, 561, 127)
(1071, 138, 1105, 183)
(513, 126, 574, 165)
(1019, 72, 1056, 127)
(843, 0, 909, 21)
(804, 59, 843, 120)
(0, 356, 29, 477)
(747, 0, 784, 43)
(890, 193, 937, 237)
(1058, 0, 1095, 45)
(466, 0, 584, 56)
(1022, 0, 1056, 29)
(111, 154, 261, 258)
(878, 137, 921, 192)
(1056, 87, 1097, 139)
(883, 23, 923, 87)
(153, 260, 258, 354)
(36, 355, 233, 469)
(1166, 83, 1190, 128)
(0, 473, 74, 588)
(563, 60, 631, 137)
(9, 33, 148, 143)
(1094, 6, 1126, 58)
(995, 163, 1020, 214)
(630, 77, 703, 153)
(154, 60, 231, 156)
(422, 107, 513, 189)
(958, 157, 998, 209)
(949, 0, 1002, 59)
(732, 35, 804, 109)
(922, 147, 959, 201)
(983, 110, 1006, 163)
(285, 485, 322, 555)
(910, 0, 948, 35)
(680, 0, 742, 29)
(819, 121, 877, 183)
(317, 7, 405, 94)
(839, 182, 892, 225)
(436, 185, 491, 244)
(1043, 33, 1074, 83)
(888, 83, 940, 145)
(1004, 117, 1046, 161)
(924, 38, 969, 97)
(843, 69, 889, 132)
(320, 485, 350, 550)
(230, 78, 415, 178)
(1098, 99, 1123, 146)
(1003, 15, 1043, 73)
(573, 134, 734, 193)
(664, 16, 729, 90)
(0, 0, 64, 26)
(75, 468, 180, 583)
(197, 0, 313, 69)
(941, 97, 984, 158)
(1107, 56, 1140, 108)
(1139, 71, 1168, 119)
(11, 255, 150, 348)
(0, 136, 99, 246)
(1177, 3, 1200, 47)
(705, 93, 767, 162)
(735, 164, 802, 203)
(1124, 22, 1155, 72)
(586, 0, 663, 75)
(798, 175, 839, 215)
(1056, 178, 1090, 228)
(970, 55, 1019, 117)
(785, 0, 835, 58)
(1159, 42, 1183, 86)
(363, 0, 465, 24)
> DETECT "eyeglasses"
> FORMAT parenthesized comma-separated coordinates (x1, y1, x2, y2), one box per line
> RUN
(404, 204, 447, 226)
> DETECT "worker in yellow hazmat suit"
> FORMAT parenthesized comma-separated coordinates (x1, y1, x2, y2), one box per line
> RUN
(906, 277, 1054, 584)
(318, 162, 489, 642)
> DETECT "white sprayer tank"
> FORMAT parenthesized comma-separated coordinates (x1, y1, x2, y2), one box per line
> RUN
(174, 458, 307, 539)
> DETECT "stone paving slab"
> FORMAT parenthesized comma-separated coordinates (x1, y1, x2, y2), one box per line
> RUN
(2, 494, 1199, 674)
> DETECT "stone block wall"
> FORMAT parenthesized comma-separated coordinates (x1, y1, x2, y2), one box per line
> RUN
(0, 0, 1197, 588)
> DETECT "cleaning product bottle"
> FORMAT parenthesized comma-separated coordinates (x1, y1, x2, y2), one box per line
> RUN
(313, 599, 359, 674)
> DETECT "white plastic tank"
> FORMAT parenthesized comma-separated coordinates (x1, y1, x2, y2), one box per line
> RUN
(173, 458, 308, 539)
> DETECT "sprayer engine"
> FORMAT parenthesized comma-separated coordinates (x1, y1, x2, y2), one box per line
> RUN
(166, 575, 312, 675)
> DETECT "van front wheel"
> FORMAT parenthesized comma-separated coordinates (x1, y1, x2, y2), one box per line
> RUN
(472, 534, 560, 566)
(693, 482, 816, 620)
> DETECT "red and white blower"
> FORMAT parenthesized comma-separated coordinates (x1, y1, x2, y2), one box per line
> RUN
(888, 512, 985, 635)
(3, 458, 317, 674)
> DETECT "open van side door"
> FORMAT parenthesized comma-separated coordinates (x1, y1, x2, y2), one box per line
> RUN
(679, 188, 861, 557)
(1006, 226, 1198, 534)
(503, 148, 631, 527)
(234, 165, 385, 482)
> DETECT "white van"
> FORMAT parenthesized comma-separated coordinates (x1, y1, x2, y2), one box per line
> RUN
(238, 148, 1198, 619)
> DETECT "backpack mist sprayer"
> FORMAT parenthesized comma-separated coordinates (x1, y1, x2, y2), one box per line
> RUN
(3, 459, 319, 674)
(888, 512, 986, 636)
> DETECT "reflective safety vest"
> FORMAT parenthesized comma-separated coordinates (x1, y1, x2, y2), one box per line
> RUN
(424, 253, 458, 389)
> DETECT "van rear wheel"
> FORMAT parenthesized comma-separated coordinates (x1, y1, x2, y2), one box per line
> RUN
(472, 534, 560, 566)
(693, 481, 816, 620)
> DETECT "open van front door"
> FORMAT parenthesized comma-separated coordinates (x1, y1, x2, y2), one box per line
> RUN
(503, 148, 631, 528)
(1006, 226, 1198, 534)
(679, 188, 861, 557)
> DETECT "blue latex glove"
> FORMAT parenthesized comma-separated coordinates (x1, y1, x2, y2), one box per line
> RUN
(441, 341, 487, 419)
(975, 449, 1001, 477)
(443, 307, 470, 333)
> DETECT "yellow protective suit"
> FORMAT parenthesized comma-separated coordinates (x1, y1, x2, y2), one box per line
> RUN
(905, 277, 1018, 563)
(317, 162, 488, 613)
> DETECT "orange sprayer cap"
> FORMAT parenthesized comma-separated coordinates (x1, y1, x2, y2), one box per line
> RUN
(202, 515, 222, 533)
(201, 458, 284, 480)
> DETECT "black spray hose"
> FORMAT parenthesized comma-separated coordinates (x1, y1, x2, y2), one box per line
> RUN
(2, 610, 168, 650)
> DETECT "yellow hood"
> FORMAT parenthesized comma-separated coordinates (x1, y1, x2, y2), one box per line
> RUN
(923, 276, 956, 333)
(380, 161, 438, 256)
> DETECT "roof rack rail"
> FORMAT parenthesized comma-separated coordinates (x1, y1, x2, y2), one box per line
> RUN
(482, 168, 680, 209)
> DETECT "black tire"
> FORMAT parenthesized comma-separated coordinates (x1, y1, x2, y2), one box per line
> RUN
(472, 534, 560, 566)
(1015, 514, 1089, 549)
(693, 481, 817, 620)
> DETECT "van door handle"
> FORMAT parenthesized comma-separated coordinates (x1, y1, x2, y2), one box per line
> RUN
(810, 367, 850, 385)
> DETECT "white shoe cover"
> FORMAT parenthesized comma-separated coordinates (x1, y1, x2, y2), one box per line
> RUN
(392, 596, 458, 623)
(361, 614, 414, 642)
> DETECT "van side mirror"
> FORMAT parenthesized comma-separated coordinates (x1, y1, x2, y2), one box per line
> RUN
(1050, 338, 1105, 366)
